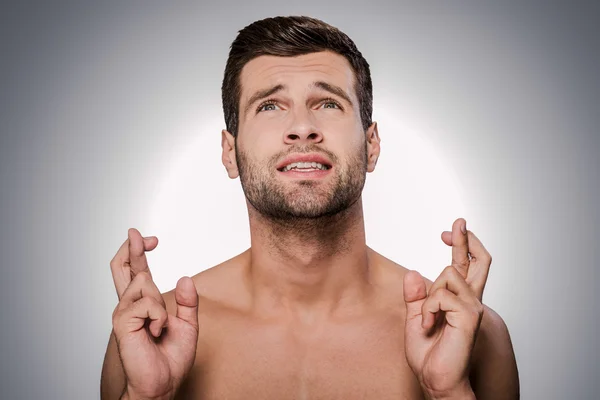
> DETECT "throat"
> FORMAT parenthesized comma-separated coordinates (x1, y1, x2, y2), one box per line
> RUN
(246, 199, 372, 318)
(245, 194, 367, 263)
(263, 205, 358, 259)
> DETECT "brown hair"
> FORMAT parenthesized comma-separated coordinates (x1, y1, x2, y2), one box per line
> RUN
(221, 16, 373, 137)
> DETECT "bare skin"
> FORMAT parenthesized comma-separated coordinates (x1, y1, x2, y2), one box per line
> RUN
(101, 50, 519, 399)
(102, 225, 517, 400)
(171, 246, 426, 399)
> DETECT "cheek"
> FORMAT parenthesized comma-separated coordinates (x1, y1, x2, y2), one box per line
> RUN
(314, 111, 350, 126)
(245, 113, 286, 134)
(329, 128, 365, 156)
(318, 114, 364, 142)
(238, 145, 277, 174)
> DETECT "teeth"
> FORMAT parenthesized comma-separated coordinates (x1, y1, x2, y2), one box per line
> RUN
(282, 161, 328, 172)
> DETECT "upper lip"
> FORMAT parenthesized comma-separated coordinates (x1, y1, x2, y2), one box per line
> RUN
(276, 153, 333, 170)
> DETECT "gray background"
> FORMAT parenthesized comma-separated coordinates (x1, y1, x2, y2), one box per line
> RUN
(1, 1, 599, 399)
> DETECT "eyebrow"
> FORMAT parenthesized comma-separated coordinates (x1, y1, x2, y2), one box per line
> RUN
(243, 84, 285, 116)
(243, 81, 354, 116)
(312, 81, 353, 108)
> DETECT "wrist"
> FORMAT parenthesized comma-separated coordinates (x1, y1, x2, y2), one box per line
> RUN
(120, 387, 174, 400)
(424, 381, 476, 400)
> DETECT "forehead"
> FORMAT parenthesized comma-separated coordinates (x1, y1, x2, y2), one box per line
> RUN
(239, 51, 356, 103)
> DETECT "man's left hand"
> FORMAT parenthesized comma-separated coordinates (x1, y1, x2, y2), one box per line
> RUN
(403, 218, 492, 399)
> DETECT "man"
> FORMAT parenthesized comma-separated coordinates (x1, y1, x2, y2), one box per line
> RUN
(101, 16, 519, 400)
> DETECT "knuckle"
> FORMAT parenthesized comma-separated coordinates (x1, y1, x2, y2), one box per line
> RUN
(140, 295, 155, 307)
(143, 295, 163, 311)
(141, 274, 160, 293)
(421, 299, 431, 313)
(444, 266, 462, 279)
(112, 306, 123, 325)
(471, 302, 484, 320)
(110, 241, 130, 269)
(132, 297, 153, 314)
(158, 309, 168, 322)
(475, 301, 484, 315)
(433, 287, 448, 299)
(109, 257, 121, 272)
(135, 270, 150, 282)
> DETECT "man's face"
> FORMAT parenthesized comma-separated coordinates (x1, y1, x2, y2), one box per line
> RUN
(227, 51, 376, 220)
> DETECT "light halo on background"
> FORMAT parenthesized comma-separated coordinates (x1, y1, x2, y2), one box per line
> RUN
(147, 115, 250, 292)
(147, 96, 465, 292)
(1, 3, 599, 399)
(365, 100, 466, 281)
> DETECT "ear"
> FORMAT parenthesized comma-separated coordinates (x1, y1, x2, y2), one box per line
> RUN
(221, 129, 239, 179)
(365, 122, 381, 173)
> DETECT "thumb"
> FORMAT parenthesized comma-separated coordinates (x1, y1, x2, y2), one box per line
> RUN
(175, 276, 199, 331)
(403, 270, 427, 322)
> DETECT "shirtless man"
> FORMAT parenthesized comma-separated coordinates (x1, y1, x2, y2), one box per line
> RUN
(101, 16, 519, 399)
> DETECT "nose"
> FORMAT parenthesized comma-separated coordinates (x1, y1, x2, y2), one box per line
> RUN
(283, 108, 323, 145)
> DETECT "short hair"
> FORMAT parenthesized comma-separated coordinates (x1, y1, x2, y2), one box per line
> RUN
(221, 16, 373, 137)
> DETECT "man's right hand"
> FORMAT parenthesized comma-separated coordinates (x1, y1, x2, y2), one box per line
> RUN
(110, 228, 199, 400)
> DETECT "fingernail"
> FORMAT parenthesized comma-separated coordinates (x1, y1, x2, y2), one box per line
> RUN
(461, 221, 467, 234)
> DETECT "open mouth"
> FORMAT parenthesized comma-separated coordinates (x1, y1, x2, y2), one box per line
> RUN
(277, 161, 332, 173)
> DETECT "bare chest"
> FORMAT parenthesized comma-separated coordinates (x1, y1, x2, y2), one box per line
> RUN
(176, 313, 425, 400)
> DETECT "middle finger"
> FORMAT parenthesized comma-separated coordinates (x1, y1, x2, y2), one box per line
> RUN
(451, 218, 470, 279)
(118, 270, 166, 310)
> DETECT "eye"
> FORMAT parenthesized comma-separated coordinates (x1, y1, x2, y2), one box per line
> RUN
(257, 100, 279, 113)
(320, 98, 343, 110)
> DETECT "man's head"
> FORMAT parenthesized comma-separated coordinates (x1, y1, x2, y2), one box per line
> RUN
(220, 16, 381, 221)
(221, 16, 373, 138)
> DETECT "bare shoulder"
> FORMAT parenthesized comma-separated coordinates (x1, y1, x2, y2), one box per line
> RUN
(369, 247, 519, 396)
(367, 247, 435, 294)
(473, 304, 514, 362)
(370, 247, 515, 360)
(470, 303, 520, 398)
(160, 249, 251, 315)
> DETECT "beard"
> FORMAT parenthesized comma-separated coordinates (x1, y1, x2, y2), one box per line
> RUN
(236, 140, 368, 223)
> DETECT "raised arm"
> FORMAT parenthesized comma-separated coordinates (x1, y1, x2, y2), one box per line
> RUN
(403, 218, 519, 399)
(100, 229, 199, 400)
(441, 218, 519, 399)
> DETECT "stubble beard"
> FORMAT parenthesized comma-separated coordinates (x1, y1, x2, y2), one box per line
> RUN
(236, 141, 368, 230)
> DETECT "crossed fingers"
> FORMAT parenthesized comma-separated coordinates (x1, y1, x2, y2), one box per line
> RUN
(420, 219, 493, 332)
(110, 228, 166, 338)
(110, 228, 159, 300)
(441, 218, 493, 302)
(112, 271, 168, 337)
(421, 266, 483, 332)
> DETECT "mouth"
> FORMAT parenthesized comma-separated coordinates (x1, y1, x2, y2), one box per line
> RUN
(276, 158, 333, 179)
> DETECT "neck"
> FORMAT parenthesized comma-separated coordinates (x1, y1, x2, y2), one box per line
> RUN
(245, 197, 373, 321)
